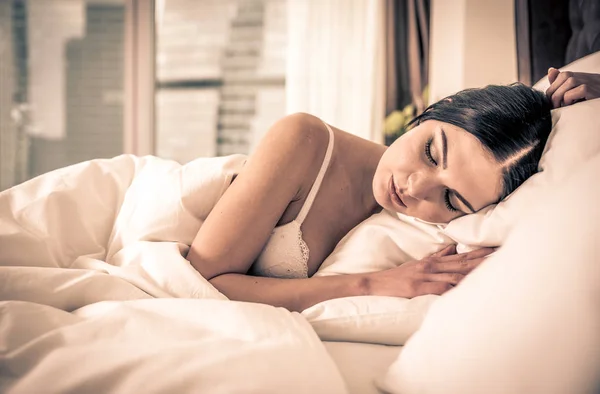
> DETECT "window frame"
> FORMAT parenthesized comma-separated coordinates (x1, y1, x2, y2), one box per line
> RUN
(124, 0, 155, 156)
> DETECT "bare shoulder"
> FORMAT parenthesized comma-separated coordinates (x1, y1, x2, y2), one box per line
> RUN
(259, 112, 331, 160)
(249, 112, 332, 194)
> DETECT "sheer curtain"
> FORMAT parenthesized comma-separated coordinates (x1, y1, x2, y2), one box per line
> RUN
(0, 2, 16, 190)
(285, 0, 386, 142)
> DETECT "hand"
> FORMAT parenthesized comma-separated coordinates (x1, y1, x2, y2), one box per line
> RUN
(545, 68, 600, 108)
(365, 244, 495, 298)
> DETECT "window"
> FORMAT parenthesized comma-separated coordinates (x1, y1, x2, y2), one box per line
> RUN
(154, 0, 287, 164)
(0, 0, 286, 191)
(0, 0, 126, 191)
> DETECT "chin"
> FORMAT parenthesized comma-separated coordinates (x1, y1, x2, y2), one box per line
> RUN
(374, 194, 387, 211)
(383, 199, 405, 215)
(372, 175, 385, 205)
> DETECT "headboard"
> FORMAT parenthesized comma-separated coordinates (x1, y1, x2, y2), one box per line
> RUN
(516, 0, 600, 85)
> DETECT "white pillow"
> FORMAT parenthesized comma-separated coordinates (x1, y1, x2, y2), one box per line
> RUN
(315, 209, 452, 276)
(301, 295, 438, 345)
(443, 97, 600, 249)
(377, 154, 600, 394)
(309, 210, 450, 346)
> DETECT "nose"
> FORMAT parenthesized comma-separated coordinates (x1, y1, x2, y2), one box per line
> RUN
(406, 172, 436, 201)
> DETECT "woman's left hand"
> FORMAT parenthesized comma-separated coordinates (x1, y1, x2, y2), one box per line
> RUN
(545, 68, 600, 108)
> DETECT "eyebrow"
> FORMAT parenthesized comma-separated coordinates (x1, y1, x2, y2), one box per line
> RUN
(441, 128, 448, 169)
(440, 128, 476, 213)
(451, 189, 476, 213)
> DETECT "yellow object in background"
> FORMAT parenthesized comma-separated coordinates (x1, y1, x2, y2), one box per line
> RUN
(383, 85, 429, 146)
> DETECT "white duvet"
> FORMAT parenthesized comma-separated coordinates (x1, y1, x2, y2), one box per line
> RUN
(0, 155, 348, 393)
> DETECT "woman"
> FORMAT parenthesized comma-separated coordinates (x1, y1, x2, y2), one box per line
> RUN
(187, 69, 598, 313)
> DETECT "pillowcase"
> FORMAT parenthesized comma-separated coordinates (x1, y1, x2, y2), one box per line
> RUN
(308, 209, 448, 345)
(377, 152, 600, 394)
(315, 209, 452, 276)
(309, 209, 451, 346)
(301, 294, 438, 345)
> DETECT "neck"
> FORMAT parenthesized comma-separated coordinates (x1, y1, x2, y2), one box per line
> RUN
(360, 143, 387, 217)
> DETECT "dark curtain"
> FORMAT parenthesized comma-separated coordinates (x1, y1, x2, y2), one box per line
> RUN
(528, 0, 571, 83)
(385, 0, 430, 115)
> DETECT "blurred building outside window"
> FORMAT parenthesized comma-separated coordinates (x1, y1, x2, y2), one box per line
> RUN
(0, 0, 286, 191)
(154, 0, 287, 164)
(0, 0, 125, 191)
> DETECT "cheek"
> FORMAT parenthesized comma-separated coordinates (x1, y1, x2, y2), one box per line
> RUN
(398, 135, 423, 166)
(372, 164, 389, 204)
(410, 204, 436, 222)
(384, 142, 414, 172)
(409, 201, 450, 224)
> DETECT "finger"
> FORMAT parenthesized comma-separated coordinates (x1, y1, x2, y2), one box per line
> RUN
(424, 272, 465, 286)
(562, 84, 587, 106)
(417, 281, 453, 296)
(550, 76, 578, 108)
(439, 247, 495, 262)
(547, 67, 560, 84)
(545, 71, 572, 103)
(433, 256, 486, 275)
(430, 244, 456, 258)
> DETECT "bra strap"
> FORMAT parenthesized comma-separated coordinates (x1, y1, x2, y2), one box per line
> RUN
(296, 120, 335, 224)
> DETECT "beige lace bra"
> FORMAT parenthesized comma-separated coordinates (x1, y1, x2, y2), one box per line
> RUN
(250, 121, 334, 279)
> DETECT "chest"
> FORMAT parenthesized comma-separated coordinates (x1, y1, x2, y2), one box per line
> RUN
(275, 158, 372, 276)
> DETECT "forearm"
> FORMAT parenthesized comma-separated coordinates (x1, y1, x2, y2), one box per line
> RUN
(209, 272, 369, 312)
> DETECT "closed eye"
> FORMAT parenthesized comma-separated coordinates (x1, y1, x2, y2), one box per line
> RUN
(425, 138, 437, 166)
(444, 189, 458, 212)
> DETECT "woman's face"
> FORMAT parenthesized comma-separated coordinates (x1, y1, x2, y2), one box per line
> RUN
(373, 119, 503, 223)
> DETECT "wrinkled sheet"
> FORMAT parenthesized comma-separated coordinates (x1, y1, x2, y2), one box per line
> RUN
(0, 154, 245, 300)
(0, 155, 348, 393)
(0, 298, 347, 394)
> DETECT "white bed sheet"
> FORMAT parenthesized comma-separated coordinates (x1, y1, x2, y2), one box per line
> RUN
(0, 298, 349, 394)
(324, 341, 402, 394)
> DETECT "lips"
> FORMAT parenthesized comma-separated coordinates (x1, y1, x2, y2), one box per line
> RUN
(388, 176, 406, 208)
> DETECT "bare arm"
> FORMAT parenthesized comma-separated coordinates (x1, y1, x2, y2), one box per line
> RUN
(212, 245, 494, 313)
(211, 273, 366, 312)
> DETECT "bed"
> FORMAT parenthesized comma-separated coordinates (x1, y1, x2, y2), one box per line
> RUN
(1, 1, 600, 393)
